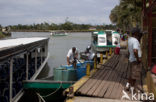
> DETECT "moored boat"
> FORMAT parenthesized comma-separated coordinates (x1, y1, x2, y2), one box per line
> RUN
(0, 37, 49, 102)
(91, 30, 120, 58)
(50, 30, 68, 36)
(22, 61, 94, 102)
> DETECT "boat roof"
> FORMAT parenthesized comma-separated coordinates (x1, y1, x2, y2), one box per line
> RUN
(93, 30, 120, 35)
(93, 31, 106, 35)
(0, 37, 49, 62)
(0, 37, 48, 51)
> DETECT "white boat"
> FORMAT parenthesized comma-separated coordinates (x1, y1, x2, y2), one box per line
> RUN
(50, 30, 68, 36)
(91, 30, 120, 58)
(0, 37, 49, 102)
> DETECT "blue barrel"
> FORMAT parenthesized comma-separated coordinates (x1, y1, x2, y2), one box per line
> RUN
(61, 65, 73, 69)
(76, 67, 86, 79)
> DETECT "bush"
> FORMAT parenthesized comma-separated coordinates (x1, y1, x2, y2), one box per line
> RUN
(0, 32, 5, 39)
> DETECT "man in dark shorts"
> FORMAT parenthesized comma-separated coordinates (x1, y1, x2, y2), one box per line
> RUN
(127, 28, 142, 90)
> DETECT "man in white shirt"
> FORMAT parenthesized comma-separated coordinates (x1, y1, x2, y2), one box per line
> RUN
(127, 28, 142, 90)
(67, 47, 78, 65)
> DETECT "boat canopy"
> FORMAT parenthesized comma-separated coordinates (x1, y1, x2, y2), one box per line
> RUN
(0, 37, 49, 62)
(0, 37, 47, 50)
(93, 31, 106, 35)
(0, 37, 49, 102)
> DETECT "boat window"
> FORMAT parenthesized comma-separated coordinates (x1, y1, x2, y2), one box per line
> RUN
(93, 35, 97, 44)
(106, 33, 112, 45)
(99, 37, 106, 43)
(0, 60, 10, 102)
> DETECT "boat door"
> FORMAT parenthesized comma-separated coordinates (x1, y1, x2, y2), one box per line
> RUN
(97, 32, 106, 46)
(105, 30, 112, 46)
(112, 32, 120, 46)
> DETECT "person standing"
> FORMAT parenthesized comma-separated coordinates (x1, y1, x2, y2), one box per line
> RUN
(67, 47, 79, 65)
(127, 28, 142, 90)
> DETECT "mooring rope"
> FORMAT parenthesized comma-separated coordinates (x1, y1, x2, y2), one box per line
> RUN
(36, 81, 62, 98)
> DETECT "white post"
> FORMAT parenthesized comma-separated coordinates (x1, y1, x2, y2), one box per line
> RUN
(26, 53, 29, 80)
(35, 49, 37, 71)
(9, 58, 13, 102)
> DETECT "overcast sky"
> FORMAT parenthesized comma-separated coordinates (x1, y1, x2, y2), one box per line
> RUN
(0, 0, 119, 26)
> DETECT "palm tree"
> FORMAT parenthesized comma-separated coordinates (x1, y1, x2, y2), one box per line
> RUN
(109, 0, 142, 31)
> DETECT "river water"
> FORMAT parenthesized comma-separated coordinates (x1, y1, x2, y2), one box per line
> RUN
(11, 32, 91, 78)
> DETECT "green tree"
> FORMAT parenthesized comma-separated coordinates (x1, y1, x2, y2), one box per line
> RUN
(110, 0, 142, 31)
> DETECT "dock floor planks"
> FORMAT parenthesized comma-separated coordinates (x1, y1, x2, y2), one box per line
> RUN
(76, 50, 143, 101)
(73, 97, 141, 102)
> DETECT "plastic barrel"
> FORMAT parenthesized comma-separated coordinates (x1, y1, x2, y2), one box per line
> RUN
(53, 67, 65, 81)
(76, 67, 86, 79)
(62, 69, 77, 81)
(54, 67, 77, 81)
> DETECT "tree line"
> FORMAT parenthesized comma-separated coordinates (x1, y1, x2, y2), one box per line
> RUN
(0, 22, 116, 31)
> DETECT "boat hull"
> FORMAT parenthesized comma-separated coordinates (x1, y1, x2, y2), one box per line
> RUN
(22, 80, 75, 102)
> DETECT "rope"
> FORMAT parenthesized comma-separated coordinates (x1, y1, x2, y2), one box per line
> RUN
(36, 93, 46, 102)
(36, 81, 62, 98)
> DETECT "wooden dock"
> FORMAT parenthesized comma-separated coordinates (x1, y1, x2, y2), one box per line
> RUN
(70, 96, 141, 102)
(65, 50, 143, 102)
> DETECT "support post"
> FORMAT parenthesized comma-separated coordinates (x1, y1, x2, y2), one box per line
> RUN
(109, 48, 112, 56)
(100, 53, 103, 64)
(41, 47, 43, 64)
(94, 55, 97, 70)
(35, 49, 38, 71)
(26, 53, 29, 80)
(86, 63, 90, 76)
(9, 58, 13, 102)
(106, 51, 108, 59)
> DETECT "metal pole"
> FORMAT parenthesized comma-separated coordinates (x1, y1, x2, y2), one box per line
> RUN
(35, 49, 38, 71)
(45, 43, 48, 57)
(41, 47, 43, 64)
(9, 58, 13, 102)
(26, 53, 29, 80)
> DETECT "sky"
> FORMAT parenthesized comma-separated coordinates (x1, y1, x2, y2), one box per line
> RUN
(0, 0, 119, 26)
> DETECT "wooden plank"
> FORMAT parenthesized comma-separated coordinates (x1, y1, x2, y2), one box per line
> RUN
(86, 69, 109, 96)
(119, 78, 127, 99)
(79, 69, 107, 94)
(97, 71, 116, 97)
(115, 79, 125, 99)
(64, 69, 97, 95)
(104, 63, 123, 98)
(77, 55, 118, 95)
(92, 70, 113, 97)
(77, 68, 106, 94)
(110, 76, 123, 99)
(70, 96, 142, 102)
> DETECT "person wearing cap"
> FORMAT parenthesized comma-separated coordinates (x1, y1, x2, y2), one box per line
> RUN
(126, 27, 142, 90)
(84, 46, 92, 60)
(67, 47, 79, 65)
(85, 46, 91, 54)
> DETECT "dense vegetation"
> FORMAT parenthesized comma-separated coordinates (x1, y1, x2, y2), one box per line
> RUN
(0, 25, 5, 38)
(4, 22, 116, 32)
(0, 31, 5, 38)
(109, 0, 142, 31)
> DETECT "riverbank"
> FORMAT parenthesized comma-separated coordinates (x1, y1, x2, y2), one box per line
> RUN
(11, 30, 95, 33)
